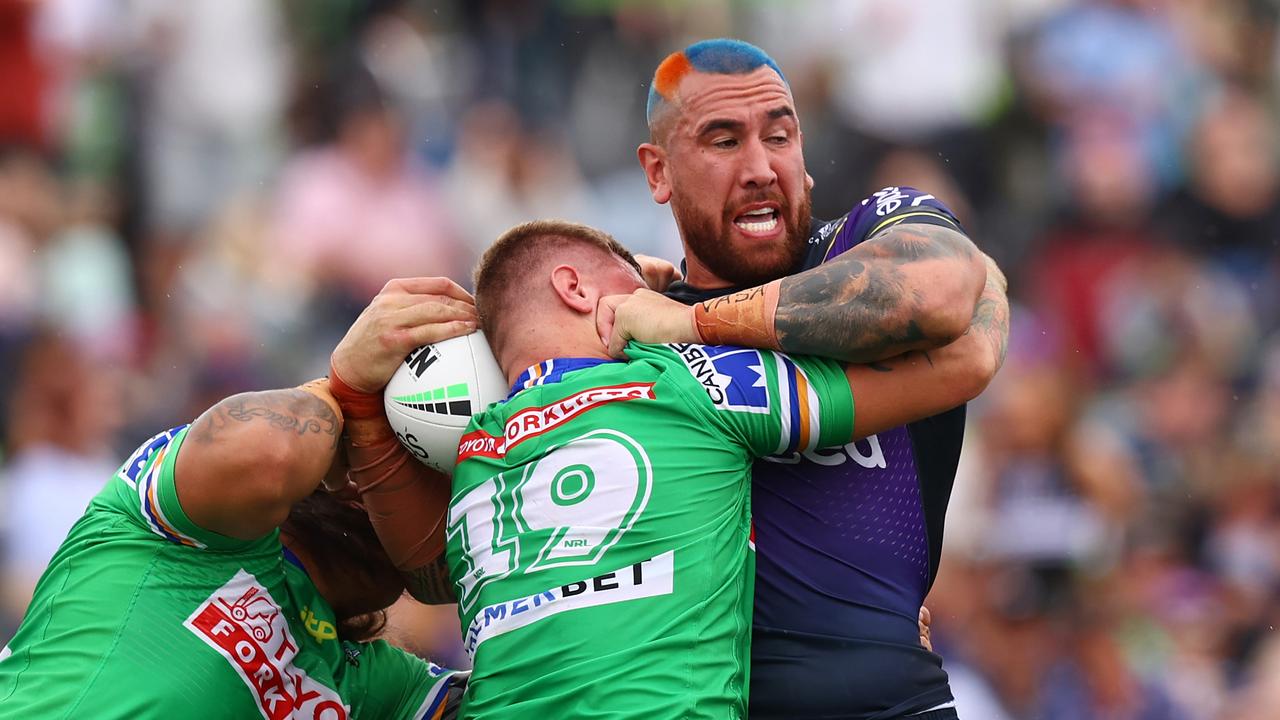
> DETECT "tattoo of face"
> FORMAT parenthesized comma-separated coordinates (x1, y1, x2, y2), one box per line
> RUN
(404, 554, 455, 604)
(189, 389, 341, 449)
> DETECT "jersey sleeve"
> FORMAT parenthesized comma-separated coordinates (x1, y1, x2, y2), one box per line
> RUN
(343, 640, 469, 720)
(816, 185, 965, 262)
(106, 424, 258, 551)
(655, 343, 855, 458)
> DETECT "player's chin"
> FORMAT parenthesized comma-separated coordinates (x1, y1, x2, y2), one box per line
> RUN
(733, 246, 799, 285)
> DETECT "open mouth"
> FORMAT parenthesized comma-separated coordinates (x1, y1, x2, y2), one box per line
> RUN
(733, 206, 781, 235)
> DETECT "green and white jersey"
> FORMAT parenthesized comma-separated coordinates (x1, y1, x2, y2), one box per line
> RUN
(447, 342, 856, 719)
(0, 425, 462, 720)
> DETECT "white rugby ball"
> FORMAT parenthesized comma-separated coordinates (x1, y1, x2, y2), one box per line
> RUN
(383, 331, 508, 474)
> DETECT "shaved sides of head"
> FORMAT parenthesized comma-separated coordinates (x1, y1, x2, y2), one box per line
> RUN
(473, 220, 641, 352)
(645, 38, 788, 145)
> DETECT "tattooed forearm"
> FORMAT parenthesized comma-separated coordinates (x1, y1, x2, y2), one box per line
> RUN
(189, 390, 341, 448)
(403, 554, 456, 604)
(857, 221, 978, 264)
(972, 255, 1010, 371)
(775, 224, 983, 363)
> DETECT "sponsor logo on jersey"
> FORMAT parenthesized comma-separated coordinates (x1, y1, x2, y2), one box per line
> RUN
(462, 551, 675, 656)
(456, 383, 655, 463)
(668, 343, 770, 414)
(864, 186, 939, 217)
(299, 605, 337, 643)
(404, 345, 441, 379)
(185, 569, 350, 720)
(391, 382, 472, 417)
(764, 434, 887, 469)
(813, 217, 844, 245)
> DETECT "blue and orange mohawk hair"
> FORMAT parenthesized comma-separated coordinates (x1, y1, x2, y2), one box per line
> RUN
(646, 38, 787, 127)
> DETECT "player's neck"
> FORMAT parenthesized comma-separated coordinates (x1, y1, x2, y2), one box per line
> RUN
(500, 332, 612, 386)
(681, 253, 734, 290)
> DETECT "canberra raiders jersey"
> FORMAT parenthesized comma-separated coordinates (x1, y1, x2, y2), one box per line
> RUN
(446, 342, 855, 719)
(666, 187, 968, 719)
(0, 425, 462, 720)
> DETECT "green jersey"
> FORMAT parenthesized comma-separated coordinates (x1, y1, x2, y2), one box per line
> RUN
(447, 342, 856, 719)
(0, 425, 462, 720)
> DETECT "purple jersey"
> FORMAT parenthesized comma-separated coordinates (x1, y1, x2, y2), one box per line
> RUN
(666, 187, 967, 719)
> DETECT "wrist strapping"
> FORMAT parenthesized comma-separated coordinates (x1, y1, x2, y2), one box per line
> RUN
(328, 363, 394, 446)
(345, 432, 449, 569)
(330, 364, 448, 568)
(296, 377, 344, 422)
(693, 280, 782, 349)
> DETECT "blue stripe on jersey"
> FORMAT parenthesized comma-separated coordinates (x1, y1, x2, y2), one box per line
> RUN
(139, 457, 189, 546)
(782, 356, 803, 454)
(509, 358, 621, 398)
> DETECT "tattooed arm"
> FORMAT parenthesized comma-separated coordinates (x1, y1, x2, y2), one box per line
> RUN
(773, 223, 986, 362)
(842, 253, 1009, 438)
(600, 224, 986, 364)
(174, 380, 344, 540)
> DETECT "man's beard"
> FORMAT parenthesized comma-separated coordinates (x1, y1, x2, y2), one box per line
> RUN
(673, 187, 812, 288)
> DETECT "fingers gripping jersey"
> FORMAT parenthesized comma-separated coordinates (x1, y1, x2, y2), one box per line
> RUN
(0, 425, 463, 720)
(446, 343, 855, 719)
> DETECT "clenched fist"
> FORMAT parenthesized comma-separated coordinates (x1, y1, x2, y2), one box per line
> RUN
(596, 288, 699, 358)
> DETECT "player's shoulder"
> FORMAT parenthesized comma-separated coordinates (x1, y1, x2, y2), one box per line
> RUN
(809, 186, 965, 264)
(631, 342, 775, 416)
(105, 425, 190, 504)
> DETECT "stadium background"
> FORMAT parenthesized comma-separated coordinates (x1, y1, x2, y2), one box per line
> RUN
(2, 0, 1279, 717)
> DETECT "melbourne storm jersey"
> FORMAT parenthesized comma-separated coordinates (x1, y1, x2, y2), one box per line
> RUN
(666, 187, 968, 719)
(0, 426, 461, 720)
(446, 342, 855, 719)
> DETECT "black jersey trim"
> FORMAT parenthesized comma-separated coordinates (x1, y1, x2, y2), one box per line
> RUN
(905, 405, 967, 591)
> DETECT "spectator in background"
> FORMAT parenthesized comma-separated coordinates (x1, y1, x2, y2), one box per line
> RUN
(442, 99, 592, 266)
(746, 0, 1009, 213)
(1, 331, 124, 626)
(1158, 86, 1280, 326)
(270, 68, 461, 309)
(130, 0, 290, 319)
(0, 146, 60, 333)
(36, 179, 136, 358)
(1024, 117, 1161, 378)
(1025, 0, 1201, 188)
(0, 0, 50, 148)
(133, 0, 288, 241)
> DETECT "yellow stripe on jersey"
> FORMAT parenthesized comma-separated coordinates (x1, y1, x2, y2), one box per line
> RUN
(821, 217, 849, 261)
(866, 210, 960, 241)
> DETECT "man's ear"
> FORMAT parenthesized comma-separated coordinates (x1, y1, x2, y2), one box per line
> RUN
(550, 264, 595, 314)
(637, 143, 672, 204)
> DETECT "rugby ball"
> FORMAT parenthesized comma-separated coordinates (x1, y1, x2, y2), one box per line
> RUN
(383, 331, 508, 474)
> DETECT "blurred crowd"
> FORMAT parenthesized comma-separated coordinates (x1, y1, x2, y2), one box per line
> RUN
(2, 0, 1280, 717)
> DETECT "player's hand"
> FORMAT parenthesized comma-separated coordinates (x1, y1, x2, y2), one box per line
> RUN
(918, 606, 933, 653)
(332, 277, 477, 393)
(596, 288, 699, 358)
(634, 254, 683, 292)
